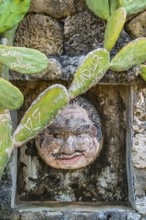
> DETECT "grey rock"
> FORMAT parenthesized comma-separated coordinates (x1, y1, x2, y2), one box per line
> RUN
(29, 0, 76, 19)
(126, 11, 146, 38)
(64, 10, 106, 55)
(64, 212, 98, 220)
(0, 189, 12, 220)
(14, 14, 63, 56)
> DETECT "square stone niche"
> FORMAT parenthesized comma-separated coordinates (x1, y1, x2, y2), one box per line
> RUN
(12, 82, 132, 209)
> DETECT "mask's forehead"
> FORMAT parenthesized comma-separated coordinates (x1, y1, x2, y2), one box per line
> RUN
(47, 105, 93, 134)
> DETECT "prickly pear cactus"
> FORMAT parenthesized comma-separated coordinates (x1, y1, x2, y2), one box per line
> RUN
(0, 46, 48, 74)
(0, 78, 23, 110)
(119, 0, 146, 16)
(68, 49, 110, 99)
(0, 0, 30, 33)
(110, 38, 146, 71)
(104, 7, 126, 52)
(13, 85, 69, 147)
(0, 111, 12, 179)
(140, 65, 146, 81)
(85, 0, 110, 20)
(110, 0, 119, 14)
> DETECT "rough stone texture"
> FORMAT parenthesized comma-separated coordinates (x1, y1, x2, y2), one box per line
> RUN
(11, 210, 142, 220)
(29, 58, 63, 80)
(14, 14, 63, 56)
(29, 0, 76, 19)
(126, 11, 146, 38)
(132, 86, 146, 215)
(74, 0, 88, 13)
(132, 86, 146, 169)
(12, 82, 128, 203)
(64, 10, 106, 55)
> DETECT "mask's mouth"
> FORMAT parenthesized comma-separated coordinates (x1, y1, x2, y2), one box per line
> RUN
(53, 151, 84, 165)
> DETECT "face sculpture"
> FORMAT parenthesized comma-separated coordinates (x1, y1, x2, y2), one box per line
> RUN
(35, 97, 102, 170)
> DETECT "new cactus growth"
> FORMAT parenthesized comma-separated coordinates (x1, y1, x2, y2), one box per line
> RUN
(0, 111, 12, 178)
(104, 7, 126, 52)
(0, 78, 23, 110)
(0, 0, 30, 33)
(110, 0, 119, 14)
(0, 46, 48, 74)
(68, 49, 110, 99)
(13, 85, 69, 147)
(110, 38, 146, 71)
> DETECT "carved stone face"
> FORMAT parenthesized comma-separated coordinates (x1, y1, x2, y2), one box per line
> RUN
(35, 99, 102, 170)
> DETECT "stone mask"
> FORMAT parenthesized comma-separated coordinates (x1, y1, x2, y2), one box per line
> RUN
(35, 97, 103, 170)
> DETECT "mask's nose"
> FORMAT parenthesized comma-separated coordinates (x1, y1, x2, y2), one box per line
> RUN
(58, 135, 76, 155)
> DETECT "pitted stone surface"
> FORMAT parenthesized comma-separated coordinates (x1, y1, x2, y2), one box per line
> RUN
(74, 0, 88, 13)
(29, 58, 62, 80)
(126, 11, 146, 38)
(64, 10, 106, 55)
(29, 0, 76, 19)
(132, 87, 146, 168)
(0, 189, 12, 219)
(14, 14, 63, 56)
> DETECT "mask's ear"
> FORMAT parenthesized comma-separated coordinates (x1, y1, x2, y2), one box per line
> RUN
(13, 84, 69, 148)
(90, 126, 97, 137)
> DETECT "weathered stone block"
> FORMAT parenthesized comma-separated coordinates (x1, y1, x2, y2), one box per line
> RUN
(64, 10, 106, 55)
(74, 0, 88, 13)
(126, 11, 146, 38)
(14, 14, 63, 56)
(29, 0, 76, 19)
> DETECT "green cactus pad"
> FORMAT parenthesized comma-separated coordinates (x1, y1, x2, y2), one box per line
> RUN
(0, 111, 12, 179)
(0, 45, 48, 74)
(0, 78, 23, 110)
(110, 38, 146, 71)
(86, 0, 110, 20)
(13, 84, 69, 147)
(0, 0, 30, 33)
(140, 65, 146, 81)
(68, 49, 110, 99)
(110, 0, 119, 14)
(104, 7, 126, 52)
(119, 0, 146, 16)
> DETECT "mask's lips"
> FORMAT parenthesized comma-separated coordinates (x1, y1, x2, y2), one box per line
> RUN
(55, 152, 84, 164)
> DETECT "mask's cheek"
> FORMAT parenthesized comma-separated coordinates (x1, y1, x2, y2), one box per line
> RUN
(42, 138, 62, 154)
(79, 136, 100, 159)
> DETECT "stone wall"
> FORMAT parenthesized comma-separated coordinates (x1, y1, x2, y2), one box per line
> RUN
(0, 0, 146, 219)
